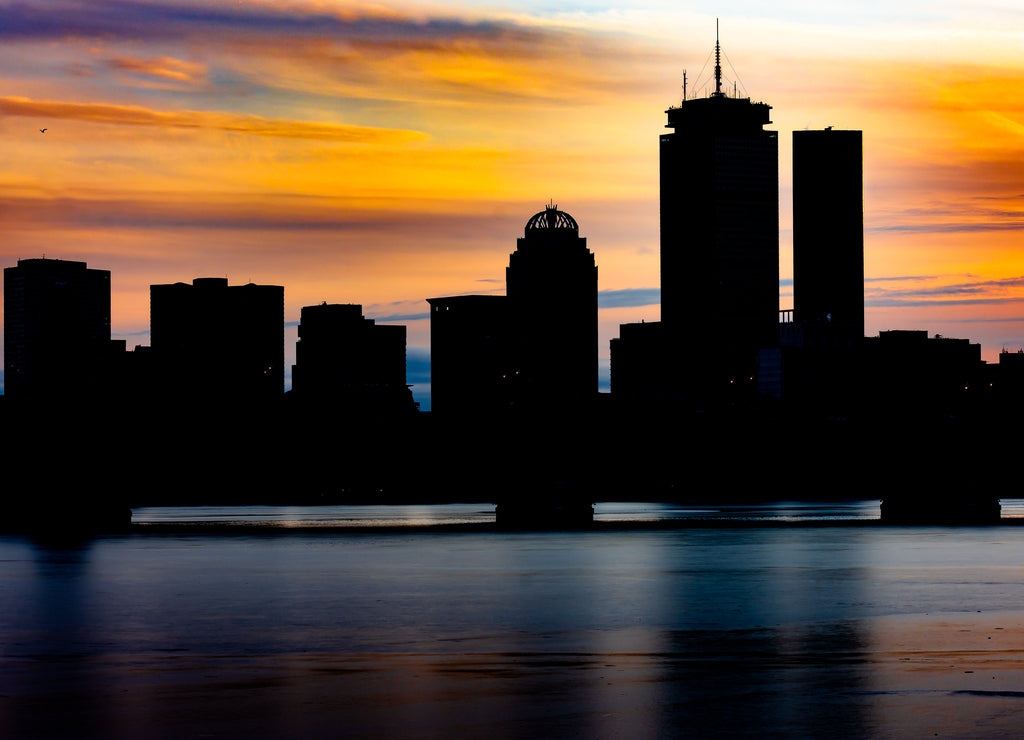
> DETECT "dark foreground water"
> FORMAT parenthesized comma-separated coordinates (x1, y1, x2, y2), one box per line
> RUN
(5, 502, 1024, 738)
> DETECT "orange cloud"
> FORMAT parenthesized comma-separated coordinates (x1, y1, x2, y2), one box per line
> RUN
(220, 26, 664, 109)
(106, 55, 208, 86)
(0, 96, 428, 143)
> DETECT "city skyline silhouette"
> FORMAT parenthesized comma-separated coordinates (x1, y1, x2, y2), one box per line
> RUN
(4, 23, 1019, 528)
(0, 14, 1021, 528)
(2, 5, 1023, 413)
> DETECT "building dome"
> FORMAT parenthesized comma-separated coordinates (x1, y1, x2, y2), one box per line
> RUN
(525, 204, 578, 233)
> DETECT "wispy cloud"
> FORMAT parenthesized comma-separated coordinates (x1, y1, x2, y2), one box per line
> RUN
(869, 191, 1024, 235)
(865, 274, 1024, 308)
(0, 191, 526, 237)
(234, 27, 658, 106)
(877, 276, 1024, 297)
(0, 1, 411, 42)
(865, 275, 944, 283)
(866, 296, 1024, 308)
(106, 55, 208, 87)
(942, 316, 1024, 324)
(0, 1, 659, 106)
(871, 222, 1024, 235)
(0, 96, 427, 142)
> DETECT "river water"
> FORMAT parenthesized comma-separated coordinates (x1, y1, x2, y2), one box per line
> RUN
(5, 502, 1024, 738)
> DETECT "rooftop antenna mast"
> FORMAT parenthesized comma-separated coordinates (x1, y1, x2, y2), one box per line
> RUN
(713, 18, 724, 98)
(682, 69, 687, 102)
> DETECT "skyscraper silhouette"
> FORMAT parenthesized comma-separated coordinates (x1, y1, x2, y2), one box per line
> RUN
(793, 129, 864, 344)
(659, 31, 779, 398)
(3, 258, 112, 402)
(507, 204, 598, 404)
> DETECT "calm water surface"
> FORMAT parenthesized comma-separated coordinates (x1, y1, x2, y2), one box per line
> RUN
(5, 502, 1024, 738)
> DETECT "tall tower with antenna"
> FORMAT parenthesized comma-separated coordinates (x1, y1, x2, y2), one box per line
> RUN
(659, 23, 779, 403)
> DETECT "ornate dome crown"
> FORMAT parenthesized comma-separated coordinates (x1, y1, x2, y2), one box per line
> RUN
(525, 203, 578, 233)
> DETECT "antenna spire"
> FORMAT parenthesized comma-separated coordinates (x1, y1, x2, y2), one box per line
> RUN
(713, 18, 724, 98)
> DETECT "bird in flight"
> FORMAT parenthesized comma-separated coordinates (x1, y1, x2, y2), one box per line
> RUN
(39, 128, 46, 133)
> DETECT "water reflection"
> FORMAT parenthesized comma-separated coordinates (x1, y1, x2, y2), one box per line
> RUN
(131, 500, 886, 526)
(4, 524, 1024, 737)
(131, 503, 498, 526)
(597, 500, 882, 521)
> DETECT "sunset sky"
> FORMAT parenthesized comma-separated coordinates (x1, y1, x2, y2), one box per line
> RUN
(3, 0, 1023, 407)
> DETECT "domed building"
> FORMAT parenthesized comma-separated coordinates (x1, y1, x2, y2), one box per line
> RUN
(427, 203, 598, 416)
(507, 204, 598, 404)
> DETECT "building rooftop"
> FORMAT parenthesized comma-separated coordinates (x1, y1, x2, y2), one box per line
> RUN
(525, 205, 578, 234)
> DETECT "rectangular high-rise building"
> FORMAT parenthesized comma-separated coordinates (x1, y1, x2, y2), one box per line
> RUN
(792, 129, 864, 343)
(659, 53, 779, 398)
(4, 258, 112, 402)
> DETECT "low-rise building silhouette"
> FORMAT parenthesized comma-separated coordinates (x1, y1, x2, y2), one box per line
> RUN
(861, 330, 983, 416)
(609, 321, 674, 401)
(150, 277, 283, 403)
(978, 349, 1024, 410)
(426, 294, 515, 416)
(291, 302, 415, 416)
